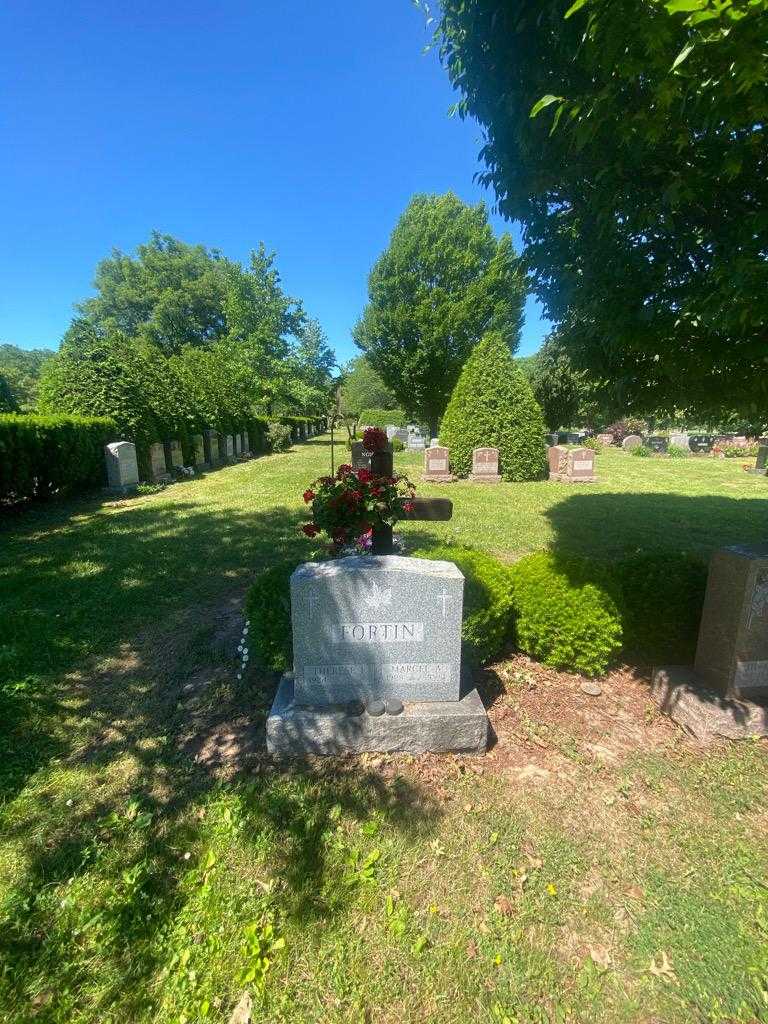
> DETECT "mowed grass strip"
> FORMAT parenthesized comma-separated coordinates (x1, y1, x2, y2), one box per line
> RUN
(0, 436, 766, 1023)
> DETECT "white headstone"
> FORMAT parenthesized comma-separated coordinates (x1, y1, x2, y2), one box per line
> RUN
(104, 441, 139, 491)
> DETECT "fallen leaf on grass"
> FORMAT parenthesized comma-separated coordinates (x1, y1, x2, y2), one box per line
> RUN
(648, 951, 678, 984)
(228, 991, 252, 1024)
(466, 939, 478, 959)
(494, 895, 515, 917)
(589, 946, 612, 969)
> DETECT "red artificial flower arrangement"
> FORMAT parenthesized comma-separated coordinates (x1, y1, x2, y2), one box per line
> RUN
(301, 461, 415, 550)
(362, 426, 388, 452)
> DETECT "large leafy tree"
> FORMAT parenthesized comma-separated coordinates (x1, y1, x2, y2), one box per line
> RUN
(530, 334, 615, 431)
(0, 344, 54, 409)
(78, 232, 230, 354)
(353, 192, 526, 436)
(0, 372, 19, 412)
(338, 356, 398, 436)
(434, 0, 768, 419)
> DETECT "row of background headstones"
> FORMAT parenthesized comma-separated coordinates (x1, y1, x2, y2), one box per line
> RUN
(106, 421, 320, 490)
(546, 431, 767, 455)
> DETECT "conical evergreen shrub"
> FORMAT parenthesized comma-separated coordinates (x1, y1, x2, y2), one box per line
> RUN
(440, 332, 547, 481)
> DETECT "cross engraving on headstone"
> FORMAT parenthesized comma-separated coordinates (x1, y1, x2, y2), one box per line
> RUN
(369, 448, 453, 554)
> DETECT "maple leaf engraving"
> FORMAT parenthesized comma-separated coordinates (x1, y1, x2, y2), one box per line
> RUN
(361, 580, 392, 611)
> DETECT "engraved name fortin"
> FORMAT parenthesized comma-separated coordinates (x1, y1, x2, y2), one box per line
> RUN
(334, 621, 424, 643)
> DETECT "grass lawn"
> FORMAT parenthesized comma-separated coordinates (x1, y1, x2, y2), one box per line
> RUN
(1, 437, 766, 1023)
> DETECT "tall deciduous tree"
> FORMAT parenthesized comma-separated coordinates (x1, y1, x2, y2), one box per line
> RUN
(0, 372, 19, 413)
(434, 0, 768, 419)
(338, 356, 398, 436)
(353, 192, 526, 437)
(0, 344, 54, 409)
(530, 334, 614, 431)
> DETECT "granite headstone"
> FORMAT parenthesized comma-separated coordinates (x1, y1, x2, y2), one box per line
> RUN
(290, 555, 464, 705)
(104, 441, 139, 492)
(164, 439, 184, 474)
(423, 445, 453, 482)
(469, 447, 501, 483)
(693, 545, 768, 699)
(645, 436, 669, 454)
(204, 430, 219, 465)
(149, 443, 170, 483)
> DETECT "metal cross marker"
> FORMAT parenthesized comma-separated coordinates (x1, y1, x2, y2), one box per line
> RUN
(437, 590, 451, 618)
(369, 448, 453, 554)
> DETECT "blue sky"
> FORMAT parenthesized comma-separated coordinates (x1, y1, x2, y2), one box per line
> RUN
(1, 0, 550, 362)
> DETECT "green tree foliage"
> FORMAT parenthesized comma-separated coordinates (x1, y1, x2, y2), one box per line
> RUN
(353, 193, 526, 436)
(434, 0, 768, 420)
(530, 334, 612, 431)
(440, 331, 547, 480)
(0, 344, 54, 409)
(78, 232, 229, 354)
(339, 356, 397, 418)
(39, 234, 334, 461)
(0, 373, 19, 413)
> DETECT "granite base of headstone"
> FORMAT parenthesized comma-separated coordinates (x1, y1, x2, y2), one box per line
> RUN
(265, 554, 488, 756)
(652, 544, 768, 740)
(651, 667, 768, 742)
(422, 445, 455, 483)
(469, 447, 501, 483)
(104, 441, 139, 494)
(149, 442, 171, 483)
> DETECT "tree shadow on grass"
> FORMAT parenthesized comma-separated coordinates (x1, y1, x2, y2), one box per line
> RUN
(0, 497, 443, 1020)
(544, 491, 767, 563)
(543, 491, 768, 696)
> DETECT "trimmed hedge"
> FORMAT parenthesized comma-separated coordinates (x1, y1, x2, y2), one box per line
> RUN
(0, 413, 116, 503)
(608, 551, 707, 664)
(415, 545, 516, 665)
(244, 561, 296, 672)
(243, 545, 707, 680)
(440, 332, 548, 481)
(509, 552, 622, 676)
(359, 408, 406, 428)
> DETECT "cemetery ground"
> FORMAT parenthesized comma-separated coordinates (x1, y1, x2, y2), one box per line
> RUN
(1, 437, 767, 1024)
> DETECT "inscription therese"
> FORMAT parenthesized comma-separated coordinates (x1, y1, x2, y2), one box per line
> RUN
(304, 662, 450, 684)
(336, 621, 424, 642)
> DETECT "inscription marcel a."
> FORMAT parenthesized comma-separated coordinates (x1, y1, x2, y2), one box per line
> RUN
(335, 622, 424, 643)
(302, 662, 451, 685)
